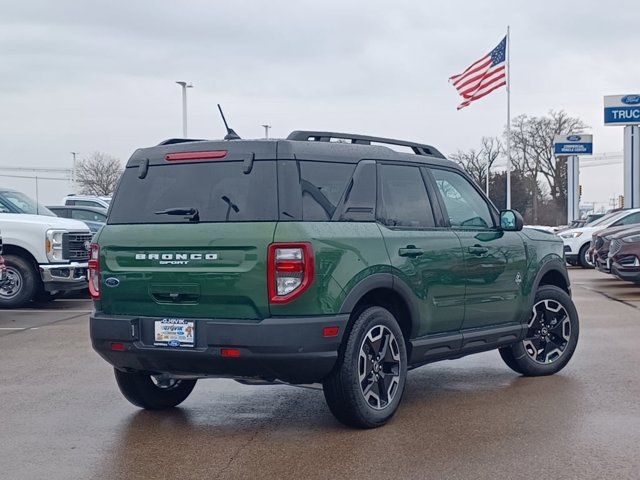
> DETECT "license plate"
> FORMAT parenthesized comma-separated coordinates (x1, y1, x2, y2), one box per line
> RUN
(154, 318, 195, 348)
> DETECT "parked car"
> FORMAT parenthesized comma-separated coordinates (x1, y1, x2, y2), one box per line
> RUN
(555, 213, 605, 233)
(48, 205, 107, 234)
(589, 224, 640, 273)
(89, 131, 579, 428)
(608, 229, 640, 283)
(0, 188, 91, 307)
(62, 194, 111, 209)
(559, 208, 640, 268)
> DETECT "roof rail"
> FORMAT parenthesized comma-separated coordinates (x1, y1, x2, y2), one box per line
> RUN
(157, 138, 206, 146)
(286, 131, 445, 158)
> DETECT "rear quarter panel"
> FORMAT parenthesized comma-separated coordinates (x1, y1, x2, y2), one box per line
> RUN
(271, 222, 390, 316)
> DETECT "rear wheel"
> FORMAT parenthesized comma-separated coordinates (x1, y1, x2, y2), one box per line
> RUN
(323, 306, 407, 428)
(0, 254, 38, 308)
(500, 285, 579, 376)
(114, 369, 197, 409)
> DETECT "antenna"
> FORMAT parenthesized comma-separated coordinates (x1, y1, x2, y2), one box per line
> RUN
(217, 104, 241, 140)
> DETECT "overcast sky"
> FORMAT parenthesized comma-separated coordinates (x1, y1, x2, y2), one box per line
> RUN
(1, 0, 638, 207)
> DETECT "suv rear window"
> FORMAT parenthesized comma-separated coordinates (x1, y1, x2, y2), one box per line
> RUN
(108, 161, 278, 224)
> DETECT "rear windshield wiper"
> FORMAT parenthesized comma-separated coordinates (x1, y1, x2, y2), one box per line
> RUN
(154, 207, 200, 222)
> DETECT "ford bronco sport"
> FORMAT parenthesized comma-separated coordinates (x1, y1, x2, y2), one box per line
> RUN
(90, 131, 579, 428)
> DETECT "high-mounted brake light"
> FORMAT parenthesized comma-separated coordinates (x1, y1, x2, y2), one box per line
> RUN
(165, 150, 228, 162)
(268, 243, 315, 304)
(88, 243, 101, 300)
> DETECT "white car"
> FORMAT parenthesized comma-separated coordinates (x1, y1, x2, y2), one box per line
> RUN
(559, 208, 640, 268)
(62, 194, 111, 209)
(0, 189, 91, 307)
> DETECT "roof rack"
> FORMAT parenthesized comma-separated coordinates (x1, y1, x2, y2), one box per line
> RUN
(286, 131, 445, 158)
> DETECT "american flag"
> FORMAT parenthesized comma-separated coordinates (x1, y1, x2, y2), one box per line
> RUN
(450, 36, 507, 110)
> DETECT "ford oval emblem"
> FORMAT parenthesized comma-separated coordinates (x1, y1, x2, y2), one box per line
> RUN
(567, 135, 581, 142)
(105, 277, 120, 288)
(167, 340, 181, 347)
(621, 95, 640, 105)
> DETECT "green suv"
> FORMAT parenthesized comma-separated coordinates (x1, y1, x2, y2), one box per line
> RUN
(90, 131, 579, 428)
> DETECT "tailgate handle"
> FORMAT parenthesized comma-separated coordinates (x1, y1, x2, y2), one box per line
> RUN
(151, 292, 200, 304)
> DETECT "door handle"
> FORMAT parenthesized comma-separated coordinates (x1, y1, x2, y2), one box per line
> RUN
(468, 245, 489, 256)
(399, 246, 425, 258)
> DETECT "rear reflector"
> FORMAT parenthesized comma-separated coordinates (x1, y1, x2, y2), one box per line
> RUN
(110, 342, 126, 351)
(220, 348, 241, 358)
(323, 326, 340, 338)
(165, 150, 228, 161)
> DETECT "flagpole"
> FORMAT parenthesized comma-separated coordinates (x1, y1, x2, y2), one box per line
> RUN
(506, 25, 512, 209)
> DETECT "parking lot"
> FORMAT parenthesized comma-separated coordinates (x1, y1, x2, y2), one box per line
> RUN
(1, 268, 639, 480)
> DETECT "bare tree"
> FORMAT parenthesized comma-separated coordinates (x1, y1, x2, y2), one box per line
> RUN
(509, 110, 587, 224)
(75, 152, 123, 196)
(450, 136, 502, 188)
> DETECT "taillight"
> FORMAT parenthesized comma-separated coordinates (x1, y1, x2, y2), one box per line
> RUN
(268, 243, 314, 303)
(88, 243, 100, 300)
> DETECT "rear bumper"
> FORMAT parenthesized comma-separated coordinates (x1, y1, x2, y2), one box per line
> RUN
(90, 312, 349, 384)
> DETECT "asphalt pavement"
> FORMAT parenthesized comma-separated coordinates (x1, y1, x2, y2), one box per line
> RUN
(1, 269, 639, 480)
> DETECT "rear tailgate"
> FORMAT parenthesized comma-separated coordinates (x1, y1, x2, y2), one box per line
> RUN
(98, 151, 278, 320)
(98, 223, 275, 319)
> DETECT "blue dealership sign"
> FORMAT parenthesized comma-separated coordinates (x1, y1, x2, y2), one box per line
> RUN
(554, 134, 593, 155)
(604, 95, 640, 125)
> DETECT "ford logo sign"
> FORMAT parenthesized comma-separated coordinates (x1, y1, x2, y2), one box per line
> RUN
(621, 95, 640, 105)
(567, 135, 581, 142)
(105, 277, 120, 288)
(167, 340, 181, 347)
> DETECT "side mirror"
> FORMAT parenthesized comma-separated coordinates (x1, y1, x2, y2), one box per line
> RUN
(500, 209, 524, 231)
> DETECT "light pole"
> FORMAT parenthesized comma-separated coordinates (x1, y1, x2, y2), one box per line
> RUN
(71, 151, 78, 193)
(261, 124, 271, 139)
(175, 81, 193, 137)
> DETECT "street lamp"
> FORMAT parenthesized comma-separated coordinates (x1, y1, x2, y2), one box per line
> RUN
(175, 81, 194, 137)
(71, 151, 78, 193)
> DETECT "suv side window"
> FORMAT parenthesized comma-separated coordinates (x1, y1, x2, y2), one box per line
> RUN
(431, 168, 494, 229)
(377, 164, 435, 228)
(74, 200, 101, 208)
(71, 209, 106, 222)
(299, 162, 356, 221)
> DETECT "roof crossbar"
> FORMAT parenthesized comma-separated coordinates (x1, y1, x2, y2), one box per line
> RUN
(286, 131, 445, 158)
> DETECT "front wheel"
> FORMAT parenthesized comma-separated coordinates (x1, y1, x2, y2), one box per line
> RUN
(323, 306, 407, 429)
(578, 244, 593, 269)
(500, 285, 579, 376)
(114, 369, 197, 410)
(0, 254, 39, 308)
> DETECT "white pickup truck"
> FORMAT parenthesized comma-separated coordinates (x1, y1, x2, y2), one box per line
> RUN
(0, 188, 92, 308)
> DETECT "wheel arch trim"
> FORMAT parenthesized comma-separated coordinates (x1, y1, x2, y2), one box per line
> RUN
(339, 273, 421, 338)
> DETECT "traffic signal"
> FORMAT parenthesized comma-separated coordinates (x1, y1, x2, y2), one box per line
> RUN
(619, 195, 624, 208)
(579, 185, 583, 197)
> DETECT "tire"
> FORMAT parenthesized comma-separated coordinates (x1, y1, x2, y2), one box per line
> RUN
(114, 369, 197, 410)
(323, 306, 407, 429)
(0, 254, 39, 308)
(499, 285, 579, 376)
(578, 243, 593, 269)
